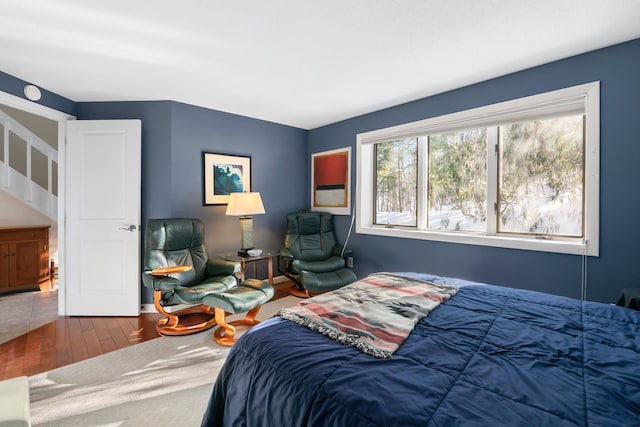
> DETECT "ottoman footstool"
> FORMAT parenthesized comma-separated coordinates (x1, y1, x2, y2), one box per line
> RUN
(203, 279, 274, 346)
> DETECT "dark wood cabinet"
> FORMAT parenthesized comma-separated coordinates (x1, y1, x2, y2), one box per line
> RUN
(0, 226, 50, 292)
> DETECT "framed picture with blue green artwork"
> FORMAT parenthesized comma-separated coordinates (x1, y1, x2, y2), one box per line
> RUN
(202, 152, 251, 205)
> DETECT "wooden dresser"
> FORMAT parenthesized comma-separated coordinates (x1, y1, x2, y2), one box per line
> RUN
(0, 225, 51, 293)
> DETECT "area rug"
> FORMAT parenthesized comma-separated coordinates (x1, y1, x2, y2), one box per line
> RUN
(0, 289, 58, 345)
(29, 295, 300, 427)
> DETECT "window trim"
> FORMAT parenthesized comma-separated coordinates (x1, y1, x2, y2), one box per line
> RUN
(356, 82, 599, 256)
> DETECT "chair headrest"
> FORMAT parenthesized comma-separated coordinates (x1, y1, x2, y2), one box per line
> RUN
(287, 211, 333, 235)
(145, 218, 205, 251)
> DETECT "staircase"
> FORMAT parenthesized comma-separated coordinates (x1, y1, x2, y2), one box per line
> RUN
(0, 109, 58, 222)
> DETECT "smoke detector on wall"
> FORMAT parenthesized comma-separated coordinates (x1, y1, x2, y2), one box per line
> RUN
(24, 84, 41, 101)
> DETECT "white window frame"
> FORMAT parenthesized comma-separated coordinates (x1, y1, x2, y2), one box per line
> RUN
(356, 82, 599, 256)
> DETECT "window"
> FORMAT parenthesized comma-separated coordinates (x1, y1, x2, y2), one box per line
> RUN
(357, 82, 599, 256)
(428, 128, 487, 232)
(375, 138, 417, 227)
(498, 115, 584, 237)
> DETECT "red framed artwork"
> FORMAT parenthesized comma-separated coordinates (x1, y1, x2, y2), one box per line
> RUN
(311, 147, 351, 215)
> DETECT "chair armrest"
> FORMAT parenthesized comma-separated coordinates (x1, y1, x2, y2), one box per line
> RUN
(278, 248, 294, 277)
(333, 245, 352, 257)
(141, 272, 181, 291)
(207, 257, 241, 276)
(279, 247, 293, 260)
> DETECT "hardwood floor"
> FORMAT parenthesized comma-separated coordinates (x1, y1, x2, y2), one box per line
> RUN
(0, 281, 293, 381)
(0, 313, 163, 381)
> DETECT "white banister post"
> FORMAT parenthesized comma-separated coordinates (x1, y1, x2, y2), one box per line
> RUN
(2, 120, 9, 189)
(26, 135, 32, 203)
(48, 154, 54, 217)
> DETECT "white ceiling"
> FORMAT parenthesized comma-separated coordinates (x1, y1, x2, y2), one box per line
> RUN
(1, 0, 640, 130)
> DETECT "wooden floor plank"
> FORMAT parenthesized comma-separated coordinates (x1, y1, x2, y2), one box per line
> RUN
(78, 317, 95, 333)
(3, 335, 26, 379)
(82, 328, 102, 359)
(109, 319, 135, 348)
(98, 337, 118, 355)
(92, 317, 112, 341)
(67, 317, 89, 363)
(38, 326, 58, 373)
(54, 318, 74, 368)
(22, 327, 43, 375)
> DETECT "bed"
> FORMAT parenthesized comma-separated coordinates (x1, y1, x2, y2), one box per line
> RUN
(201, 272, 640, 426)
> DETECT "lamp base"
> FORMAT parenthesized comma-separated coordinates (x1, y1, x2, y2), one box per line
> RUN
(238, 216, 255, 257)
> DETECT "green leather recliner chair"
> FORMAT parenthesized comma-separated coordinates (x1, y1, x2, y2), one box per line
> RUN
(141, 218, 240, 335)
(279, 211, 357, 297)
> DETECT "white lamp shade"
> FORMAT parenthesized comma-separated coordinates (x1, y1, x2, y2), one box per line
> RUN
(225, 192, 265, 216)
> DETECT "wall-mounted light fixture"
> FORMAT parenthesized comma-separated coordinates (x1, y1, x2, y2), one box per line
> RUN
(24, 84, 42, 101)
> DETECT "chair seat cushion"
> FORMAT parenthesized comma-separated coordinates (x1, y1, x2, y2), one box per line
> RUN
(171, 275, 238, 305)
(301, 268, 357, 293)
(203, 279, 274, 314)
(292, 255, 345, 274)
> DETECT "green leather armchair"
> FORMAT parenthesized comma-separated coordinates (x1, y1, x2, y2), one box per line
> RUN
(279, 211, 357, 297)
(142, 218, 240, 335)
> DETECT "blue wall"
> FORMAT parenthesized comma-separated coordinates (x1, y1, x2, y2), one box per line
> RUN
(75, 101, 308, 303)
(166, 102, 308, 253)
(308, 38, 640, 303)
(2, 38, 640, 304)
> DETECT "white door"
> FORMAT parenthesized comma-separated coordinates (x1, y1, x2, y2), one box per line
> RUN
(65, 120, 141, 316)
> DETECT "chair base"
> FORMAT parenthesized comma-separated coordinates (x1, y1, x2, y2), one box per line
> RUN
(154, 290, 217, 336)
(156, 308, 218, 336)
(213, 306, 261, 346)
(288, 282, 317, 298)
(204, 279, 274, 346)
(286, 268, 357, 297)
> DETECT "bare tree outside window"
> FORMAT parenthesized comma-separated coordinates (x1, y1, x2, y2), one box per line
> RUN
(498, 115, 584, 237)
(375, 138, 417, 226)
(428, 129, 487, 231)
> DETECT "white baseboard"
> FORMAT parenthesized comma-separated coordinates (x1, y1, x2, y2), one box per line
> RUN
(140, 304, 158, 314)
(140, 302, 200, 314)
(140, 274, 289, 313)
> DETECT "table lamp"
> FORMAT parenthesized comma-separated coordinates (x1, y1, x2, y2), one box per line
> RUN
(225, 192, 265, 256)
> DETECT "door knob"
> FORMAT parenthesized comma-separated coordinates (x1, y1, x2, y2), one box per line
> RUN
(120, 225, 137, 232)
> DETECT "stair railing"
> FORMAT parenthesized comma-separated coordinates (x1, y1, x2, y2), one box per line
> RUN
(0, 109, 58, 221)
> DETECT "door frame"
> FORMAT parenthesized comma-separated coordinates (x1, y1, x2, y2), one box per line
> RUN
(0, 90, 74, 314)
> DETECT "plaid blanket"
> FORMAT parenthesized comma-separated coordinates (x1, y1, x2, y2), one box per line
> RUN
(277, 272, 458, 358)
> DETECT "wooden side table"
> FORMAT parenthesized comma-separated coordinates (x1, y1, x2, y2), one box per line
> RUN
(220, 249, 275, 285)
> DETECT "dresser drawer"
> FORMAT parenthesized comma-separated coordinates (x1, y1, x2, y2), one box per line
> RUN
(0, 228, 48, 243)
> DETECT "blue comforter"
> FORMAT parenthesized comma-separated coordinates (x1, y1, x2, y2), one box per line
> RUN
(202, 274, 640, 426)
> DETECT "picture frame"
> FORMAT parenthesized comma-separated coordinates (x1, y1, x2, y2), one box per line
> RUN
(311, 146, 351, 215)
(202, 152, 251, 205)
